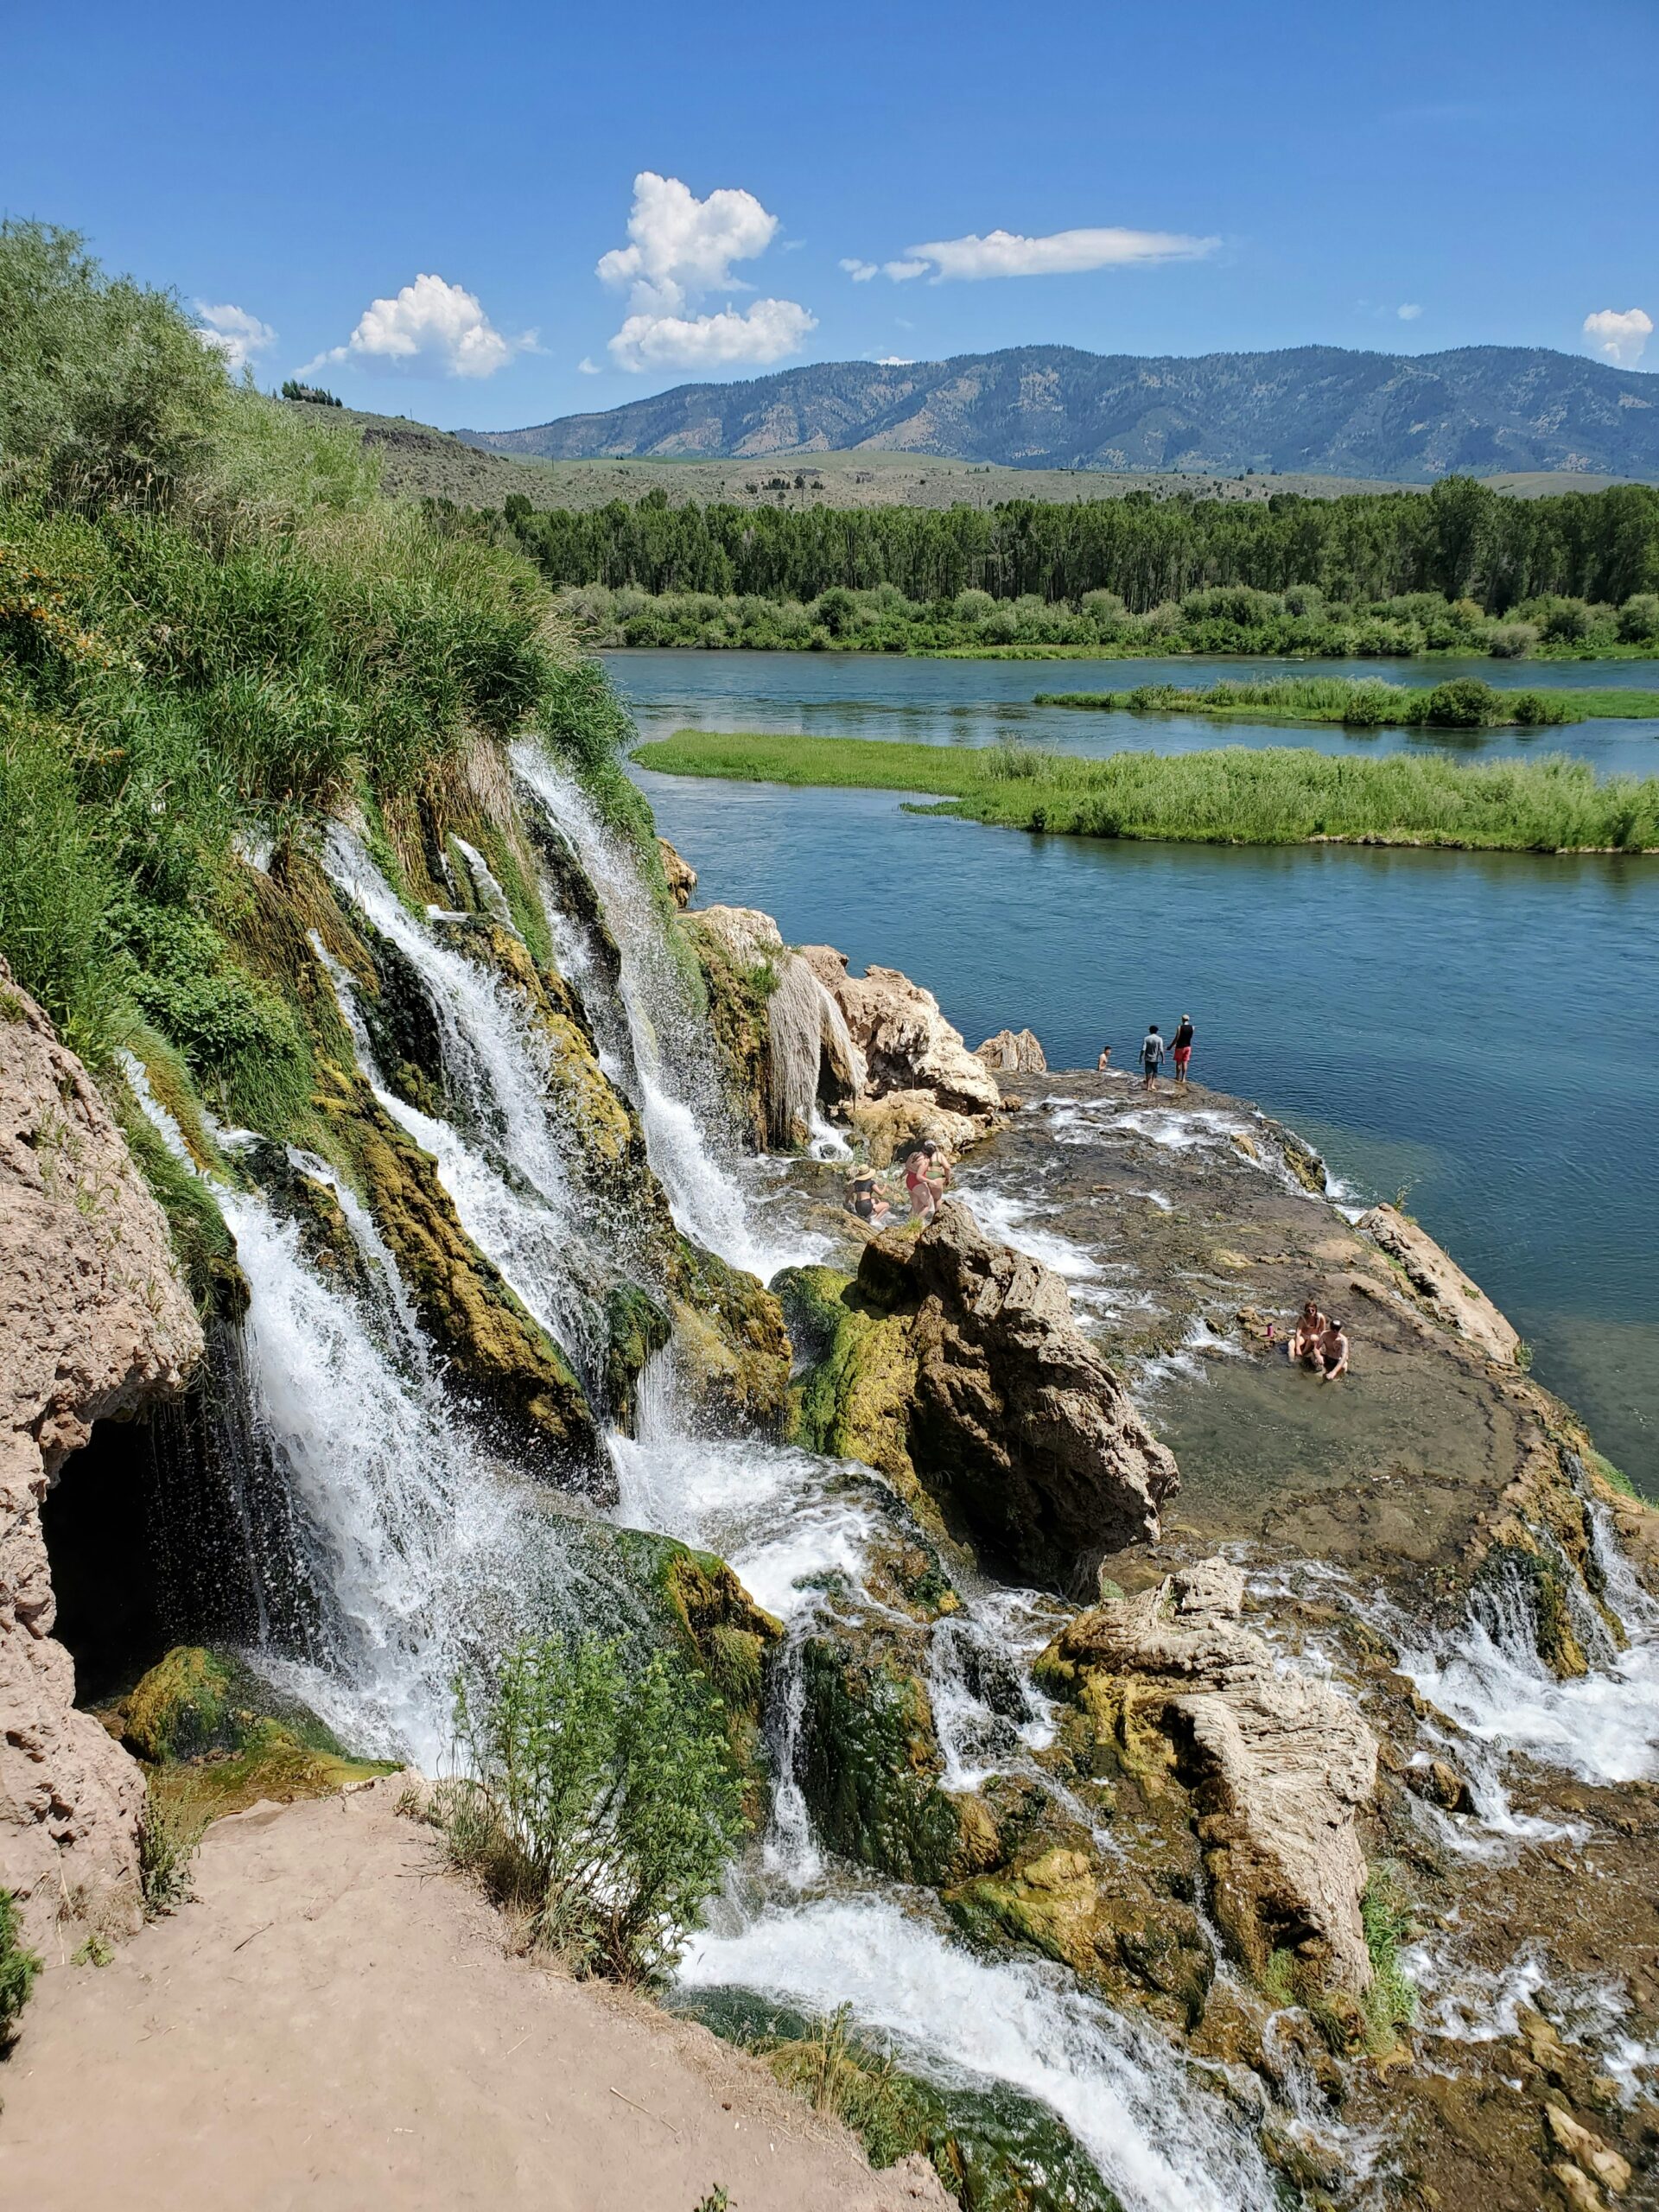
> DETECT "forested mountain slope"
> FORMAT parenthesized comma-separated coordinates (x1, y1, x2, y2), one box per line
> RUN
(459, 344, 1659, 482)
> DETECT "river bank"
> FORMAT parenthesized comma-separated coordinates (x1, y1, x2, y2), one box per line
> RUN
(633, 731, 1659, 852)
(1037, 676, 1659, 728)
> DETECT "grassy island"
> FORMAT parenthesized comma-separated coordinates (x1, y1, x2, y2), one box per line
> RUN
(1033, 675, 1659, 728)
(632, 731, 1659, 853)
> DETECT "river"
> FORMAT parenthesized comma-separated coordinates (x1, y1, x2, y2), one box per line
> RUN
(609, 650, 1659, 1494)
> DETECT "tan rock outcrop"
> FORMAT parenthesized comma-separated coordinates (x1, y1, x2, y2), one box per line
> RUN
(656, 836, 697, 910)
(1, 963, 202, 1944)
(857, 1200, 1179, 1583)
(834, 966, 1003, 1122)
(1359, 1201, 1520, 1364)
(1042, 1559, 1378, 1996)
(975, 1027, 1048, 1075)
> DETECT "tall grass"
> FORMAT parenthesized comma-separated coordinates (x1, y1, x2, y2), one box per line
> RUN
(1037, 675, 1659, 727)
(633, 730, 1659, 853)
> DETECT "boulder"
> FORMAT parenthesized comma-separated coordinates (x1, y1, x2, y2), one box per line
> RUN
(1039, 1559, 1378, 1997)
(1359, 1201, 1520, 1364)
(975, 1028, 1048, 1076)
(0, 962, 202, 1947)
(656, 836, 697, 910)
(856, 1201, 1179, 1585)
(834, 966, 1002, 1122)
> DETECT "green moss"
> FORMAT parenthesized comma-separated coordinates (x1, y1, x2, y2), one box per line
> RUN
(777, 1264, 926, 1516)
(798, 1637, 963, 1885)
(1359, 1865, 1418, 2051)
(124, 1645, 234, 1760)
(1590, 1450, 1638, 1498)
(603, 1280, 673, 1429)
(679, 912, 772, 1147)
(115, 1094, 247, 1319)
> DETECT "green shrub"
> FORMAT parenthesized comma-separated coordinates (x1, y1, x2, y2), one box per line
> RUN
(1618, 593, 1659, 644)
(441, 1632, 746, 1986)
(0, 1887, 43, 2045)
(1414, 677, 1503, 727)
(138, 1777, 207, 1916)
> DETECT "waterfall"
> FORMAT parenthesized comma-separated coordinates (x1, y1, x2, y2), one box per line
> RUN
(512, 744, 808, 1281)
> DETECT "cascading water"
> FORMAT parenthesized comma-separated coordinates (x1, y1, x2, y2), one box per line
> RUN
(512, 745, 807, 1281)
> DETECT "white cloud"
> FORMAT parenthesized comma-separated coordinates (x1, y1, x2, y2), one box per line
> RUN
(304, 274, 534, 380)
(196, 302, 276, 372)
(578, 356, 601, 375)
(844, 225, 1216, 284)
(1397, 302, 1423, 321)
(597, 172, 816, 372)
(874, 355, 914, 365)
(1583, 307, 1652, 368)
(609, 298, 817, 374)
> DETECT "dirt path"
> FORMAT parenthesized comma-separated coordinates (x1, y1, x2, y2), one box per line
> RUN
(0, 1780, 947, 2212)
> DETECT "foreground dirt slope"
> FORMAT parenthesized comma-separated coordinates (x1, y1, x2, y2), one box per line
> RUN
(0, 1779, 946, 2212)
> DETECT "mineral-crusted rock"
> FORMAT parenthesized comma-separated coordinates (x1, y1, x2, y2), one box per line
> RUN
(975, 1028, 1047, 1075)
(657, 836, 697, 909)
(1, 961, 202, 1945)
(1360, 1201, 1520, 1364)
(1041, 1558, 1378, 1995)
(858, 1200, 1179, 1584)
(833, 966, 1002, 1122)
(845, 1089, 982, 1166)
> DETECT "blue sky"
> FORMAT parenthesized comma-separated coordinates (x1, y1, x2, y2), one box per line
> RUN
(5, 0, 1656, 430)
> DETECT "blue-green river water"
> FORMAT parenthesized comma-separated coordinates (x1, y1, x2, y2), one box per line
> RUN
(608, 651, 1659, 1491)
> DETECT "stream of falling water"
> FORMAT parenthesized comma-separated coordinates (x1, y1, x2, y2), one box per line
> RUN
(120, 772, 1659, 2208)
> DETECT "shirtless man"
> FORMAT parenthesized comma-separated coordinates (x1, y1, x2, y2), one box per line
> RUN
(1315, 1319, 1350, 1382)
(1287, 1299, 1327, 1362)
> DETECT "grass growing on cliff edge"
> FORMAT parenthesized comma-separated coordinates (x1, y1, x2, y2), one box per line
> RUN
(1035, 675, 1659, 728)
(632, 730, 1659, 853)
(0, 221, 656, 1103)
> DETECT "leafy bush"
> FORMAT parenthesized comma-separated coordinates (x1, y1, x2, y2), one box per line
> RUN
(1413, 677, 1503, 727)
(0, 1886, 43, 2045)
(440, 1632, 746, 1985)
(1618, 593, 1659, 643)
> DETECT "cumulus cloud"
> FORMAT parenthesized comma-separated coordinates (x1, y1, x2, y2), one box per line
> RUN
(1583, 307, 1652, 368)
(874, 355, 914, 365)
(609, 298, 817, 373)
(1397, 302, 1423, 321)
(598, 172, 816, 372)
(196, 302, 276, 372)
(844, 225, 1216, 284)
(303, 274, 534, 380)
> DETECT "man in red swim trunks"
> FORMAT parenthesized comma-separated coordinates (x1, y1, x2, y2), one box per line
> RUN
(1172, 1014, 1195, 1086)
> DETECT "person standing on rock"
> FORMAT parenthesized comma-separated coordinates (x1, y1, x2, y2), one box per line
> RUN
(1172, 1014, 1195, 1087)
(1140, 1023, 1166, 1092)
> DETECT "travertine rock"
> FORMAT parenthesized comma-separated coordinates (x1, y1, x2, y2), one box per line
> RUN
(1360, 1201, 1520, 1364)
(834, 966, 1002, 1122)
(0, 963, 201, 1945)
(859, 1200, 1179, 1583)
(975, 1027, 1048, 1075)
(656, 836, 697, 910)
(1044, 1558, 1378, 1994)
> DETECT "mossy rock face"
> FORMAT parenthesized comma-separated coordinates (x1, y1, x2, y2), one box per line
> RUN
(679, 914, 771, 1149)
(664, 1243, 792, 1436)
(1480, 1541, 1591, 1678)
(797, 1634, 969, 1885)
(775, 1265, 926, 1520)
(123, 1646, 234, 1761)
(603, 1280, 673, 1430)
(314, 1064, 603, 1481)
(149, 1723, 397, 1825)
(944, 1837, 1212, 2030)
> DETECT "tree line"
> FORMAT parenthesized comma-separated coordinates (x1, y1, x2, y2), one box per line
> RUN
(485, 476, 1659, 613)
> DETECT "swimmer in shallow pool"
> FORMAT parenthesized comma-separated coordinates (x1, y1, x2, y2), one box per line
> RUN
(1287, 1300, 1327, 1363)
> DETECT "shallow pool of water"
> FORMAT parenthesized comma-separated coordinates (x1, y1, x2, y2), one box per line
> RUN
(628, 745, 1659, 1493)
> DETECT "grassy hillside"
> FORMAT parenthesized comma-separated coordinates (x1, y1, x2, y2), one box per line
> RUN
(0, 223, 646, 1091)
(632, 730, 1659, 854)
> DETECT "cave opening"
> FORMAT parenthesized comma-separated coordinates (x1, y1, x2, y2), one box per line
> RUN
(39, 1323, 321, 1709)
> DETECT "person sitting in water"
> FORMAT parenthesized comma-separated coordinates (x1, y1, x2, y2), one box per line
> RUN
(1096, 1044, 1113, 1071)
(845, 1167, 891, 1228)
(1287, 1300, 1328, 1362)
(1316, 1319, 1350, 1382)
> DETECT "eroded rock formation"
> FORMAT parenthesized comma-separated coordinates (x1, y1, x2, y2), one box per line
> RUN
(785, 1201, 1178, 1586)
(975, 1028, 1047, 1076)
(1360, 1201, 1521, 1365)
(1, 963, 202, 1945)
(1039, 1558, 1379, 1997)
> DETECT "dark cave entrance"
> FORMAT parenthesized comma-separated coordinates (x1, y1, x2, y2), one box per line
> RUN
(40, 1324, 322, 1708)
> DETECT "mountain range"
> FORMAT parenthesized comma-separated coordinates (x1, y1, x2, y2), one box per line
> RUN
(457, 344, 1659, 483)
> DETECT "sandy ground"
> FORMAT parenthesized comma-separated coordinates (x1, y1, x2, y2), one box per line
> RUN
(0, 1780, 947, 2212)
